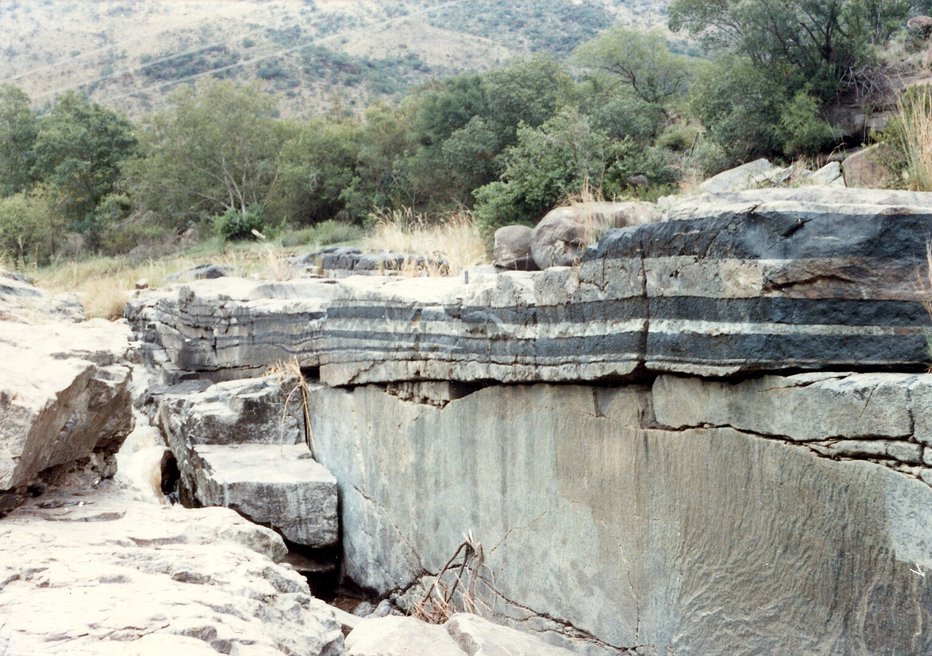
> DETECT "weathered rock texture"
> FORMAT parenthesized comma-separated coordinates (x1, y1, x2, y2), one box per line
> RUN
(0, 485, 344, 655)
(530, 201, 661, 269)
(0, 271, 83, 322)
(293, 247, 449, 277)
(345, 614, 575, 656)
(126, 187, 932, 655)
(0, 284, 134, 514)
(493, 225, 536, 271)
(189, 443, 339, 547)
(309, 379, 932, 655)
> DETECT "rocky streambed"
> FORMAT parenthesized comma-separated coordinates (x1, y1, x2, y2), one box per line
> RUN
(3, 187, 932, 655)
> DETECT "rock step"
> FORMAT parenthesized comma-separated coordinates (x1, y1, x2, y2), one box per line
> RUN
(189, 443, 339, 549)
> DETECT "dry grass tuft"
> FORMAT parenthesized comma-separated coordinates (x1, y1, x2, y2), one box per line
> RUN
(364, 208, 488, 275)
(895, 83, 932, 191)
(559, 175, 607, 206)
(266, 357, 315, 457)
(412, 533, 489, 624)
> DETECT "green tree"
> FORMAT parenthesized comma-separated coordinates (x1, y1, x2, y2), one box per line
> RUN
(668, 0, 907, 99)
(0, 85, 37, 197)
(127, 80, 286, 231)
(339, 102, 419, 216)
(474, 107, 612, 231)
(0, 189, 61, 265)
(779, 90, 838, 156)
(689, 55, 786, 162)
(32, 91, 137, 240)
(270, 117, 361, 225)
(480, 55, 575, 147)
(573, 28, 694, 109)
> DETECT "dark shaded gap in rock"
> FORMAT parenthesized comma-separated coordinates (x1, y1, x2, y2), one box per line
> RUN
(159, 450, 180, 503)
(282, 539, 341, 600)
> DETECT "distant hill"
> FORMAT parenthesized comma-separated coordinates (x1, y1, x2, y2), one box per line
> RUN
(0, 0, 671, 118)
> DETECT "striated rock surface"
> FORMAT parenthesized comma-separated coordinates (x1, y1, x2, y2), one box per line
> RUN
(0, 484, 345, 655)
(126, 277, 339, 382)
(129, 188, 932, 387)
(293, 247, 449, 277)
(310, 379, 932, 655)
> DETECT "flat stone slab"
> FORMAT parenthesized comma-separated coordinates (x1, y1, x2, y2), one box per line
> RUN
(190, 443, 339, 548)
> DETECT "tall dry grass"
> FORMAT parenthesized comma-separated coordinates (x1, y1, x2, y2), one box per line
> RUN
(364, 208, 488, 274)
(30, 242, 295, 320)
(895, 83, 932, 191)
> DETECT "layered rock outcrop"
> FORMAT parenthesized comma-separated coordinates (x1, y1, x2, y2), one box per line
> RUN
(156, 375, 339, 549)
(130, 189, 932, 388)
(129, 187, 932, 655)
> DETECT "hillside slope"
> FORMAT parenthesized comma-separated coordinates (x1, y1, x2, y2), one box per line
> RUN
(0, 0, 670, 118)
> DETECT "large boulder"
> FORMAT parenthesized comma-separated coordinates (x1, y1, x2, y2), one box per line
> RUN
(0, 277, 134, 514)
(907, 15, 932, 36)
(531, 201, 661, 269)
(842, 144, 895, 188)
(493, 225, 537, 270)
(0, 485, 344, 655)
(698, 158, 783, 193)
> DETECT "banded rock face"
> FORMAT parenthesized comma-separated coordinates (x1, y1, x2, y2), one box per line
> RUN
(322, 189, 932, 385)
(128, 188, 932, 386)
(126, 277, 340, 383)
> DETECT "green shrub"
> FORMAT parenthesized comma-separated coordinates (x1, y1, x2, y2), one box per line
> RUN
(0, 190, 61, 265)
(212, 206, 265, 241)
(779, 91, 838, 157)
(279, 220, 363, 248)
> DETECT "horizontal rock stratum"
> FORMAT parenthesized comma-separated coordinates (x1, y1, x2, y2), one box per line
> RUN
(129, 188, 932, 386)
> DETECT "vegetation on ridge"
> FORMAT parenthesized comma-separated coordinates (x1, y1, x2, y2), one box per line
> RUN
(1, 0, 931, 281)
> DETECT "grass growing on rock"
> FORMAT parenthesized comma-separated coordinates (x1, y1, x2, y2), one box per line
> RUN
(26, 213, 489, 320)
(364, 209, 488, 275)
(895, 84, 932, 191)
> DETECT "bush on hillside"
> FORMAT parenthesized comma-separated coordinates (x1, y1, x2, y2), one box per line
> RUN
(212, 206, 265, 242)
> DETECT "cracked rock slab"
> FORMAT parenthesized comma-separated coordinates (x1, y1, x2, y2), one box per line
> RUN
(311, 382, 932, 656)
(0, 319, 133, 512)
